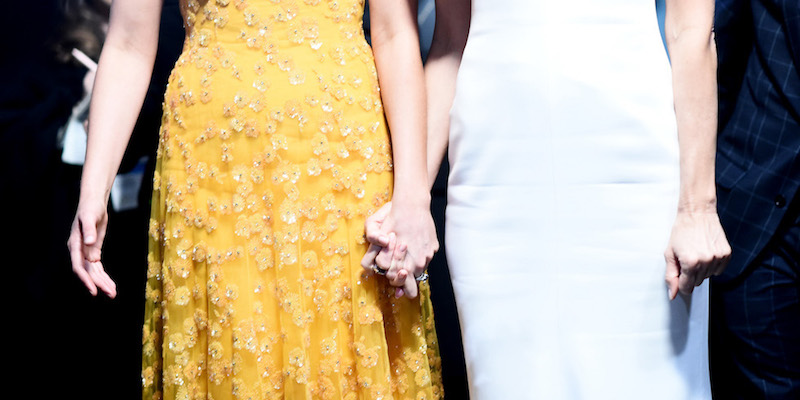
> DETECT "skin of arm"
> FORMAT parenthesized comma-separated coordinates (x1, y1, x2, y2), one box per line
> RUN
(424, 0, 471, 186)
(663, 0, 731, 300)
(361, 0, 470, 297)
(67, 0, 163, 298)
(360, 0, 439, 298)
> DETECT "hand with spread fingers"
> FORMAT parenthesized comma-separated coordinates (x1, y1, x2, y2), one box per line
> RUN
(360, 200, 438, 298)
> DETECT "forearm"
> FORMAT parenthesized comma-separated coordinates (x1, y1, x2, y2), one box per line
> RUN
(372, 32, 431, 205)
(81, 46, 157, 201)
(424, 47, 464, 188)
(79, 0, 161, 203)
(424, 0, 470, 188)
(666, 10, 718, 212)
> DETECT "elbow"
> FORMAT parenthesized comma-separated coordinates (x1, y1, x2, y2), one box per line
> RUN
(103, 9, 160, 60)
(664, 17, 716, 52)
(665, 21, 715, 58)
(370, 19, 420, 52)
(106, 27, 158, 60)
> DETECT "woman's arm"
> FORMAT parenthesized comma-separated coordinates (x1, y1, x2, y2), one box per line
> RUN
(663, 0, 731, 300)
(366, 0, 438, 298)
(67, 0, 163, 298)
(360, 0, 470, 296)
(425, 0, 471, 186)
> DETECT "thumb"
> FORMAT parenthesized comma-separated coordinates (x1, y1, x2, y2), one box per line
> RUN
(361, 243, 381, 271)
(664, 248, 680, 301)
(80, 215, 98, 245)
(364, 207, 391, 247)
(80, 214, 105, 262)
(403, 275, 419, 299)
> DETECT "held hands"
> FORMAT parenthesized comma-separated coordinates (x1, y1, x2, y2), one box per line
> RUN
(664, 209, 731, 300)
(360, 201, 439, 299)
(67, 198, 117, 298)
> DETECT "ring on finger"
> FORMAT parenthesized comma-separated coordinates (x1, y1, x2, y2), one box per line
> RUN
(414, 272, 429, 282)
(371, 264, 388, 276)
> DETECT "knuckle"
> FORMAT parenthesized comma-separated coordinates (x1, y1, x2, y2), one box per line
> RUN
(683, 257, 699, 267)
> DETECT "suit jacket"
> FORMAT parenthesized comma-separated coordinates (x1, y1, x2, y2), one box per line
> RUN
(715, 0, 800, 281)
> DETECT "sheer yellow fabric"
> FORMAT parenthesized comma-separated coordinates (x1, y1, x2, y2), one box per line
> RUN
(141, 1, 442, 399)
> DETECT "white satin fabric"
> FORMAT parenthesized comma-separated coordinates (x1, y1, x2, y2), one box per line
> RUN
(445, 1, 711, 399)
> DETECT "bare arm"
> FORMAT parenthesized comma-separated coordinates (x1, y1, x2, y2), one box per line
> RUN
(81, 0, 163, 201)
(425, 0, 471, 186)
(67, 0, 163, 297)
(366, 0, 438, 298)
(663, 0, 731, 299)
(369, 0, 429, 202)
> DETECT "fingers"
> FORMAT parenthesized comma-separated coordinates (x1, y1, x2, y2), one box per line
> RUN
(375, 233, 396, 274)
(68, 233, 116, 298)
(387, 244, 408, 287)
(360, 243, 382, 272)
(666, 211, 734, 299)
(678, 262, 698, 296)
(680, 249, 730, 294)
(664, 249, 680, 300)
(402, 272, 419, 299)
(693, 261, 711, 288)
(80, 215, 104, 262)
(364, 217, 389, 247)
(710, 242, 732, 276)
(364, 202, 392, 247)
(68, 226, 98, 296)
(68, 211, 116, 298)
(670, 254, 715, 298)
(712, 254, 730, 276)
(87, 260, 118, 298)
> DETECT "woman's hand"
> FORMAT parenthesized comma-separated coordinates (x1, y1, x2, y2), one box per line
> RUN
(664, 209, 731, 300)
(361, 200, 439, 298)
(67, 198, 117, 298)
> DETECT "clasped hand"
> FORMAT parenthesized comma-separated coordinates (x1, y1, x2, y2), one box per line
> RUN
(360, 201, 439, 299)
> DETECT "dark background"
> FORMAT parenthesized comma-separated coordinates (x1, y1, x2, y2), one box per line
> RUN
(5, 1, 669, 398)
(5, 1, 469, 398)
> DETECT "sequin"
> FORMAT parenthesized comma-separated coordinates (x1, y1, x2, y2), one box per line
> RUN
(143, 1, 441, 399)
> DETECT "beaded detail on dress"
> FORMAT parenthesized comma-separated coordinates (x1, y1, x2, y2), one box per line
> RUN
(141, 1, 442, 398)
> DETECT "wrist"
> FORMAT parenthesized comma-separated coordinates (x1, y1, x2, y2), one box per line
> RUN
(677, 196, 717, 214)
(678, 171, 717, 214)
(79, 179, 112, 207)
(391, 188, 431, 209)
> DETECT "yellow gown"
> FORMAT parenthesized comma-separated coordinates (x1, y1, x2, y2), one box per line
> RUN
(141, 1, 442, 399)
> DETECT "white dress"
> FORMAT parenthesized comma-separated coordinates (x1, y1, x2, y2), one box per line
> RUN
(445, 1, 711, 399)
